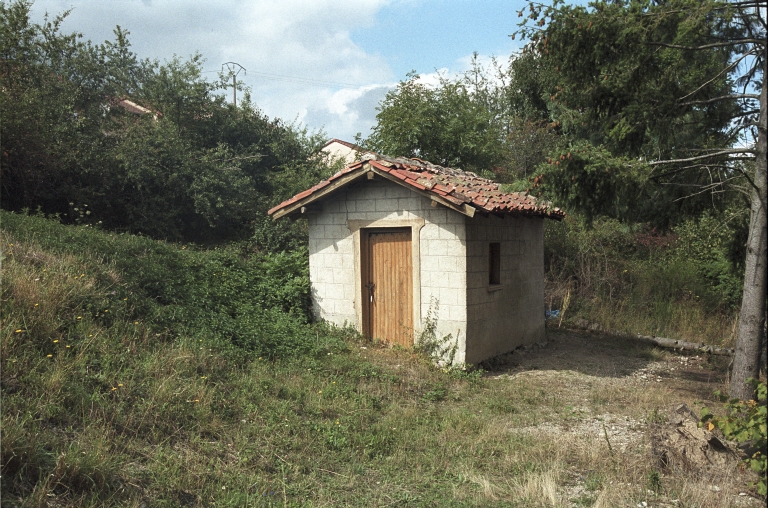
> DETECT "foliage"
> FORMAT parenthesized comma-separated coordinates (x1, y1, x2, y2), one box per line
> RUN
(0, 1, 331, 244)
(512, 0, 759, 225)
(413, 298, 459, 368)
(668, 210, 748, 309)
(516, 0, 741, 158)
(363, 70, 506, 175)
(544, 215, 743, 343)
(700, 380, 767, 496)
(535, 141, 650, 223)
(1, 210, 322, 359)
(363, 56, 563, 185)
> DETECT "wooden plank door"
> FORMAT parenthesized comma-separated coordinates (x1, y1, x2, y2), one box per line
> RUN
(363, 229, 413, 346)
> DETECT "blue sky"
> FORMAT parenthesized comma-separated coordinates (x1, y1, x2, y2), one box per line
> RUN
(28, 0, 531, 141)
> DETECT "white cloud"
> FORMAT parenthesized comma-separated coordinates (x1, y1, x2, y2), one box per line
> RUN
(28, 0, 396, 140)
(26, 1, 518, 141)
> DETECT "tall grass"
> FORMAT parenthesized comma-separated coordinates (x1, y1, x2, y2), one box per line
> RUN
(544, 214, 743, 346)
(1, 212, 759, 506)
(1, 211, 331, 360)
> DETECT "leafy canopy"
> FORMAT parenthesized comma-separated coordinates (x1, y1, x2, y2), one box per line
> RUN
(513, 0, 759, 225)
(0, 0, 332, 244)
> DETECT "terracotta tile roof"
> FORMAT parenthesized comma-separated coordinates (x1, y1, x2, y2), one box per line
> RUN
(321, 138, 363, 151)
(107, 97, 162, 119)
(268, 154, 564, 219)
(116, 99, 153, 115)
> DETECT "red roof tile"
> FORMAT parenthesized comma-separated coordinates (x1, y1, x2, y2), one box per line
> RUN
(268, 154, 564, 219)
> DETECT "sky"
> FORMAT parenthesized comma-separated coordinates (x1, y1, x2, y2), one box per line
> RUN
(27, 0, 530, 142)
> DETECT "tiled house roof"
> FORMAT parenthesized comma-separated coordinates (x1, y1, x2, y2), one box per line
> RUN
(268, 153, 564, 220)
(117, 99, 153, 115)
(321, 138, 363, 151)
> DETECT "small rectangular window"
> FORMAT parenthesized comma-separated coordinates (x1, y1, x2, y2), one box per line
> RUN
(489, 242, 501, 285)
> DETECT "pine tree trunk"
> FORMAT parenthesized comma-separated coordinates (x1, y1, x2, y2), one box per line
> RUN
(729, 72, 768, 401)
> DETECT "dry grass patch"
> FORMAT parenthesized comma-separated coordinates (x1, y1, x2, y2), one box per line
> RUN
(2, 217, 763, 507)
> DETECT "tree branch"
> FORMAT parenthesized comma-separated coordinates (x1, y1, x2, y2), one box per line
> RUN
(647, 149, 755, 165)
(646, 39, 766, 50)
(678, 51, 755, 101)
(679, 94, 761, 106)
(670, 181, 732, 202)
(732, 109, 761, 117)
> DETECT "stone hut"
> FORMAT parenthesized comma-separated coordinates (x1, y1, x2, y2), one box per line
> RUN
(268, 153, 564, 364)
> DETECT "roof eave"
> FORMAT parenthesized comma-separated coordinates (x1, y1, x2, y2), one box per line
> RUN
(269, 164, 371, 220)
(268, 159, 566, 221)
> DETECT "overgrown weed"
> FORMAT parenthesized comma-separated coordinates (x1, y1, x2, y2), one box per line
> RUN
(1, 212, 762, 506)
(545, 215, 742, 346)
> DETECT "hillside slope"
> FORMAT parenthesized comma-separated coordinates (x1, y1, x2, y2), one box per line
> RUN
(1, 212, 761, 507)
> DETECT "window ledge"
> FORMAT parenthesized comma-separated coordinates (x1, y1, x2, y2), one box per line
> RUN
(487, 285, 504, 293)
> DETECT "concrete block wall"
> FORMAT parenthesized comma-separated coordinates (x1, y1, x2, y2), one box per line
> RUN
(307, 178, 467, 360)
(464, 215, 545, 364)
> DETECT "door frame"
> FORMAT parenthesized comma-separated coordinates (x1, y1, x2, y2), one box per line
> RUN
(347, 218, 425, 339)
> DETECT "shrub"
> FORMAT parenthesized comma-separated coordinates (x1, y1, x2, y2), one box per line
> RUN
(0, 211, 317, 359)
(544, 214, 742, 345)
(413, 299, 459, 368)
(700, 379, 767, 496)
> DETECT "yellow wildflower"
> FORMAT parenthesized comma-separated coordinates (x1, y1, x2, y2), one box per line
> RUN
(47, 354, 53, 358)
(53, 340, 59, 343)
(15, 329, 22, 333)
(118, 383, 123, 387)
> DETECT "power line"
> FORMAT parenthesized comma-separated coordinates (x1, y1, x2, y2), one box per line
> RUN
(205, 69, 371, 90)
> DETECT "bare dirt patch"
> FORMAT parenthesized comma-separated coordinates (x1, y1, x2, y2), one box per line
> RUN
(479, 328, 763, 507)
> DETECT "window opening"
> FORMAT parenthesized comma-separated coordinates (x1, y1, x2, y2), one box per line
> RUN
(489, 242, 501, 285)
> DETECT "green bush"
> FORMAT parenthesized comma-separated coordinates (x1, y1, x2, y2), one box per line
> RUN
(1, 211, 326, 359)
(701, 380, 767, 496)
(544, 213, 743, 344)
(413, 298, 459, 368)
(668, 211, 746, 310)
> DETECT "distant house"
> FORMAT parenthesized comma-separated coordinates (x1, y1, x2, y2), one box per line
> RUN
(110, 98, 162, 120)
(269, 152, 564, 365)
(320, 138, 375, 165)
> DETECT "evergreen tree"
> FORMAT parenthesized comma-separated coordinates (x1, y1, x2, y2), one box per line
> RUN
(515, 0, 765, 399)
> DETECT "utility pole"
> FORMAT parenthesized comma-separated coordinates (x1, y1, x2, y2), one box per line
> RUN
(222, 62, 246, 107)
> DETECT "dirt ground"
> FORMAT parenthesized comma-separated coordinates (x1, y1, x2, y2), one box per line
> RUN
(481, 328, 764, 507)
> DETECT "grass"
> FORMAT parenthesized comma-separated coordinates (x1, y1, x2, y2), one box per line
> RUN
(544, 216, 742, 347)
(1, 212, 762, 506)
